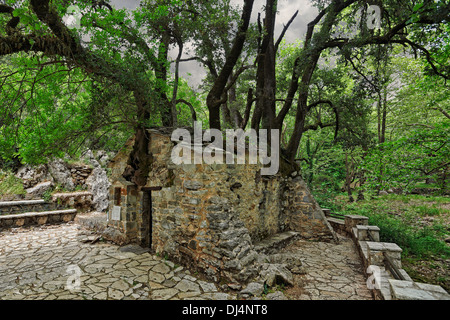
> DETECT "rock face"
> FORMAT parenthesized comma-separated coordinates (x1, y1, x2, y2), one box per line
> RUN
(25, 181, 53, 198)
(258, 263, 294, 287)
(16, 165, 52, 189)
(86, 165, 110, 212)
(13, 150, 110, 212)
(239, 282, 265, 298)
(48, 159, 75, 191)
(77, 149, 111, 212)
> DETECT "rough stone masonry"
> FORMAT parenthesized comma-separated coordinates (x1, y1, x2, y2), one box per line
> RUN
(106, 128, 336, 283)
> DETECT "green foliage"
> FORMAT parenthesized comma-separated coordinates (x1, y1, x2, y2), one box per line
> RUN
(42, 188, 53, 202)
(0, 53, 136, 165)
(362, 121, 449, 192)
(0, 0, 448, 201)
(0, 170, 25, 197)
(365, 212, 449, 259)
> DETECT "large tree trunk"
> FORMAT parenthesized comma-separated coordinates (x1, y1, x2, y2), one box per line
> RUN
(122, 92, 152, 186)
(251, 0, 277, 131)
(206, 0, 254, 130)
(156, 30, 174, 127)
(285, 91, 309, 161)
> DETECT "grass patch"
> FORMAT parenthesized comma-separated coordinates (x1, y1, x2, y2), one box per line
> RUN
(415, 204, 445, 217)
(336, 194, 450, 259)
(0, 170, 25, 198)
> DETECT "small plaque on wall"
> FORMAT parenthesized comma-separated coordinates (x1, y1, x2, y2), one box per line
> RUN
(112, 205, 121, 221)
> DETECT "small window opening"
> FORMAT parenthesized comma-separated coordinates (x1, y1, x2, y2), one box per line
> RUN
(114, 187, 122, 206)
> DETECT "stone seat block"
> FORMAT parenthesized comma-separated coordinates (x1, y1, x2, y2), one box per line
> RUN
(0, 208, 77, 219)
(344, 215, 368, 234)
(356, 225, 380, 241)
(389, 279, 450, 300)
(253, 231, 299, 254)
(366, 241, 402, 268)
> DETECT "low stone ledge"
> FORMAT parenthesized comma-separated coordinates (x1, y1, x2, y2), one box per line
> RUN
(344, 215, 368, 234)
(389, 279, 450, 300)
(326, 217, 346, 235)
(356, 225, 380, 241)
(358, 240, 370, 267)
(253, 231, 300, 254)
(52, 191, 94, 212)
(75, 212, 107, 231)
(0, 209, 77, 229)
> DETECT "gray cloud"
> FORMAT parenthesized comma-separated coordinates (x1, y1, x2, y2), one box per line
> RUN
(110, 0, 140, 10)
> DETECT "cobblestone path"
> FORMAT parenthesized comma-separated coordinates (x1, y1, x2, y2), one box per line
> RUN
(0, 222, 373, 300)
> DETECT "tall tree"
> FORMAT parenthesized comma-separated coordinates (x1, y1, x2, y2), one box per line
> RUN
(277, 0, 449, 163)
(0, 0, 255, 184)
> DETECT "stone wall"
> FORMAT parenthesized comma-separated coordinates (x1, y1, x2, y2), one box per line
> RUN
(283, 177, 336, 241)
(107, 180, 138, 244)
(52, 191, 94, 212)
(107, 128, 335, 283)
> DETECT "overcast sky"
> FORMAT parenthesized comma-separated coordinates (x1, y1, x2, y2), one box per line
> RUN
(109, 0, 319, 88)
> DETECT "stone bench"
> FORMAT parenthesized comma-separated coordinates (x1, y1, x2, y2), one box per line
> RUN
(0, 209, 77, 229)
(0, 199, 61, 215)
(340, 213, 450, 300)
(0, 199, 46, 207)
(366, 241, 403, 268)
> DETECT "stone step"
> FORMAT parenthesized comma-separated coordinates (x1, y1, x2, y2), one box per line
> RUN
(0, 199, 45, 207)
(0, 199, 64, 216)
(0, 209, 78, 229)
(75, 212, 108, 231)
(254, 231, 299, 254)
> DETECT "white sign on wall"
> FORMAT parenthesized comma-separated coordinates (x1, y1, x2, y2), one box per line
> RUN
(112, 205, 121, 221)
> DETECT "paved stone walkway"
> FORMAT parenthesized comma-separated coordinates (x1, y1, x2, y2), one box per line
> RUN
(0, 223, 232, 300)
(0, 222, 373, 300)
(284, 237, 373, 300)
